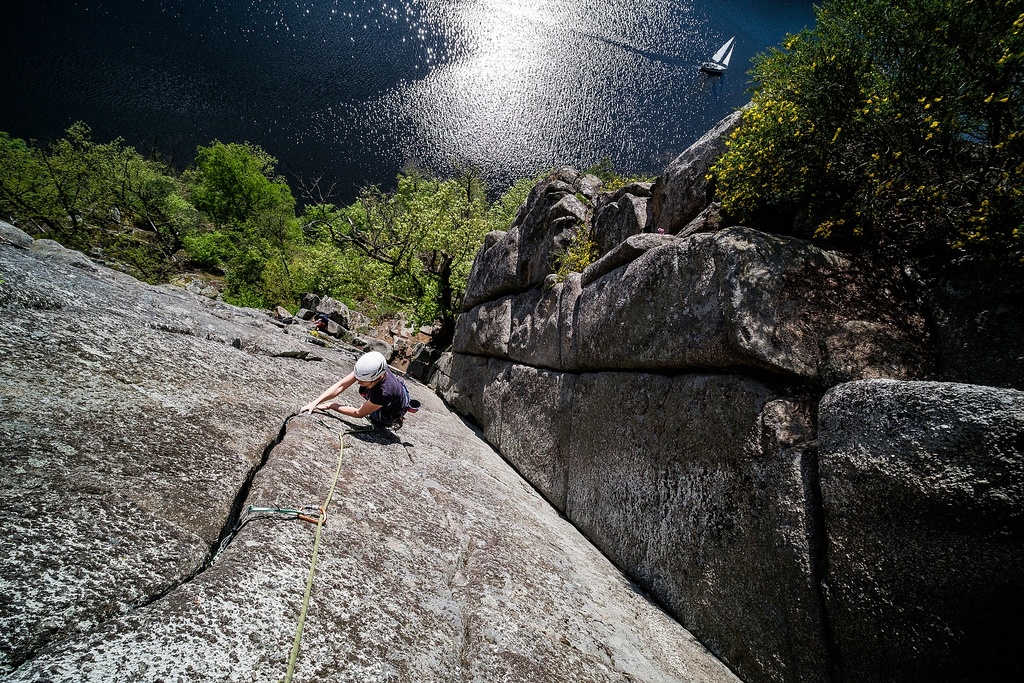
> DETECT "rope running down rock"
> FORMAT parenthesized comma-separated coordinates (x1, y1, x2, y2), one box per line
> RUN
(283, 430, 347, 683)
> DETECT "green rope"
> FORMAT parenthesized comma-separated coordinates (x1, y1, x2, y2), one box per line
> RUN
(283, 433, 345, 683)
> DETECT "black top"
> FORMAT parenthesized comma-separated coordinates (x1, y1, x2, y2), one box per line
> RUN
(360, 368, 409, 424)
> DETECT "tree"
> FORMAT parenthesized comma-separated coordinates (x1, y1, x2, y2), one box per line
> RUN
(184, 141, 299, 306)
(298, 170, 534, 345)
(187, 141, 294, 229)
(0, 123, 193, 279)
(0, 132, 53, 231)
(711, 0, 1024, 259)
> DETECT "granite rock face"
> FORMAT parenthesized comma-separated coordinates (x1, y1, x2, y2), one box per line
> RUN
(0, 230, 735, 682)
(462, 168, 593, 311)
(1, 235, 347, 674)
(437, 361, 831, 683)
(566, 373, 828, 683)
(592, 191, 651, 256)
(454, 227, 934, 382)
(442, 111, 1024, 683)
(650, 109, 743, 235)
(819, 380, 1024, 683)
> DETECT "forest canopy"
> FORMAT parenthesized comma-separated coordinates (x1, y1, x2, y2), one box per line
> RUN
(0, 124, 534, 343)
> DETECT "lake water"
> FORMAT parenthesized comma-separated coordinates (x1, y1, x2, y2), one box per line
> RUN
(0, 0, 815, 200)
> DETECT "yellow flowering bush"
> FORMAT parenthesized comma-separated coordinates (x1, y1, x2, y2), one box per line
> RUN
(710, 0, 1024, 260)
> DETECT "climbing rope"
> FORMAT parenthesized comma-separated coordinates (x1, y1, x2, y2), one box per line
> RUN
(282, 431, 346, 683)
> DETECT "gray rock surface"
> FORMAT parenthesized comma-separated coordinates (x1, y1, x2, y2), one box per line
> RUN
(480, 363, 575, 512)
(650, 110, 743, 234)
(443, 112, 1023, 683)
(453, 281, 573, 372)
(818, 320, 935, 385)
(0, 235, 735, 682)
(819, 380, 1024, 683)
(315, 295, 352, 329)
(438, 358, 831, 683)
(573, 227, 932, 379)
(455, 226, 934, 383)
(0, 220, 34, 248)
(592, 192, 650, 256)
(0, 232, 354, 675)
(677, 202, 724, 239)
(580, 232, 678, 287)
(463, 169, 590, 311)
(461, 228, 521, 311)
(567, 372, 829, 683)
(29, 237, 99, 270)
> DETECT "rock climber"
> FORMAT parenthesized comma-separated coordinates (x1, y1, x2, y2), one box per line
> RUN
(301, 350, 417, 429)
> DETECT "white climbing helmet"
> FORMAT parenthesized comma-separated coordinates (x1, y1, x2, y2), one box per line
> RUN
(353, 351, 388, 382)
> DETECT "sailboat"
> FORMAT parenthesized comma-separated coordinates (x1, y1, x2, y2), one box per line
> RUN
(700, 36, 735, 75)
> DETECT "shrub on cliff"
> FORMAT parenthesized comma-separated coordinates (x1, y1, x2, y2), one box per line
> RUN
(0, 123, 192, 279)
(711, 0, 1024, 260)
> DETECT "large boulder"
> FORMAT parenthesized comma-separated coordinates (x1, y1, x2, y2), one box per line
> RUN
(574, 227, 932, 380)
(563, 371, 829, 683)
(315, 295, 351, 329)
(819, 380, 1024, 683)
(462, 168, 590, 311)
(454, 227, 934, 383)
(924, 259, 1024, 390)
(0, 220, 34, 248)
(592, 191, 651, 256)
(650, 110, 743, 235)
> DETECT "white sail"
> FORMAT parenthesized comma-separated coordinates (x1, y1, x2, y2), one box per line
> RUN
(711, 37, 735, 65)
(721, 43, 735, 68)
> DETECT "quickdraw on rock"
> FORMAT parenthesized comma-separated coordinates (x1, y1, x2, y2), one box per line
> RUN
(213, 504, 325, 561)
(248, 505, 326, 525)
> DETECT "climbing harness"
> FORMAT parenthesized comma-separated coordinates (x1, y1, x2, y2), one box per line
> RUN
(282, 431, 346, 683)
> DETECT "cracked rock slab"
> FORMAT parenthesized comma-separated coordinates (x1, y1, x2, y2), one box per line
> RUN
(0, 241, 357, 675)
(1, 235, 738, 681)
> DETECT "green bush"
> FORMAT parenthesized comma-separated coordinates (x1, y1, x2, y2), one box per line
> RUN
(711, 0, 1024, 259)
(554, 226, 599, 282)
(0, 123, 193, 279)
(182, 230, 233, 270)
(186, 141, 294, 229)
